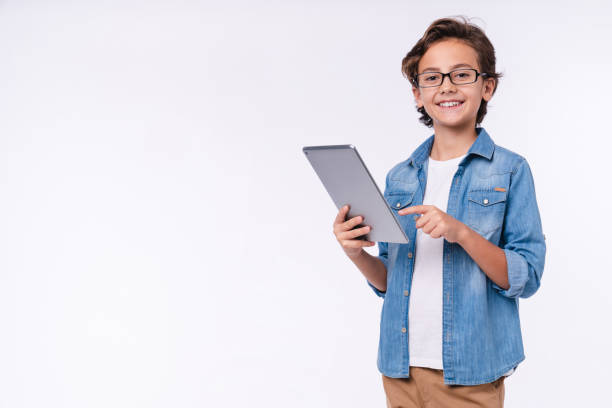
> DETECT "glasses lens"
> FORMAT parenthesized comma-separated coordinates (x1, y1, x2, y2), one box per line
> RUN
(418, 73, 442, 87)
(451, 69, 477, 84)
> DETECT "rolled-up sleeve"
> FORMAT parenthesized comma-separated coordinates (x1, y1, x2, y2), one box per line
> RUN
(493, 158, 546, 299)
(366, 241, 388, 298)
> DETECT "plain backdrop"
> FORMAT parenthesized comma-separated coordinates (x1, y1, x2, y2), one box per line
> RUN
(1, 0, 610, 407)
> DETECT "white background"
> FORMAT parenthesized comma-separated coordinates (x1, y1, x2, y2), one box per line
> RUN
(1, 0, 610, 406)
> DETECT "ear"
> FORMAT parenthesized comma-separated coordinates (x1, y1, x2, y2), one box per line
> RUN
(412, 85, 423, 108)
(481, 77, 496, 102)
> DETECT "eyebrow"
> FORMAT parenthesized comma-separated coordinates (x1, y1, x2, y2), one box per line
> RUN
(420, 63, 474, 72)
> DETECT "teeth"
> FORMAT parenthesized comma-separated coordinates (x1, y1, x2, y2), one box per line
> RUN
(440, 101, 461, 107)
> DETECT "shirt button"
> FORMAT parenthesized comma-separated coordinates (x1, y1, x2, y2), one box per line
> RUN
(396, 202, 401, 207)
(407, 252, 413, 258)
(483, 198, 489, 204)
(404, 290, 409, 296)
(401, 327, 407, 333)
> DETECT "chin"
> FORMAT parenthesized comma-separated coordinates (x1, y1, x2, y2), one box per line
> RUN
(432, 118, 474, 130)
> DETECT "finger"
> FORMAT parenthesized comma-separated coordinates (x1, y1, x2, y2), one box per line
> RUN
(421, 217, 438, 235)
(341, 215, 364, 231)
(429, 224, 445, 239)
(398, 205, 430, 216)
(415, 211, 433, 229)
(334, 204, 350, 225)
(339, 225, 371, 240)
(337, 223, 367, 240)
(342, 239, 376, 248)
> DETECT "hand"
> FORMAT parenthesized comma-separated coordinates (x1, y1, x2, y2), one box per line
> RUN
(398, 205, 467, 243)
(333, 204, 375, 258)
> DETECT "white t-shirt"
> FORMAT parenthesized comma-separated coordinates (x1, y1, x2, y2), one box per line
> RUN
(408, 153, 515, 377)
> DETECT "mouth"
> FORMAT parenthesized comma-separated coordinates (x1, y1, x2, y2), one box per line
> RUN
(436, 100, 464, 110)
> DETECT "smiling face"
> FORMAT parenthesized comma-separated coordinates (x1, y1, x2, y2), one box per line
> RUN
(412, 38, 496, 131)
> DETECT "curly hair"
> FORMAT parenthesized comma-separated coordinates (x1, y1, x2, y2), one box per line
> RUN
(401, 16, 503, 127)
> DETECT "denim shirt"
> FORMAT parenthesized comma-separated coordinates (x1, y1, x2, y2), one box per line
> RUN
(367, 127, 546, 385)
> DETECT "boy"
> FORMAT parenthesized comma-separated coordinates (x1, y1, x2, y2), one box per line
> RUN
(332, 16, 546, 408)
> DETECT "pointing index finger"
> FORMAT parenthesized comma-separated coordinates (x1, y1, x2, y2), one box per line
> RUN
(398, 205, 429, 216)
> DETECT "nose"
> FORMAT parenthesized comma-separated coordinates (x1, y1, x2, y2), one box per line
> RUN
(439, 74, 456, 93)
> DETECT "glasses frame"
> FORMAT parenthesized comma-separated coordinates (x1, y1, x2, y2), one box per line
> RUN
(414, 68, 490, 88)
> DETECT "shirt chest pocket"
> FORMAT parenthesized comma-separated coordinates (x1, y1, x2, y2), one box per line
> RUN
(466, 190, 507, 235)
(386, 191, 415, 211)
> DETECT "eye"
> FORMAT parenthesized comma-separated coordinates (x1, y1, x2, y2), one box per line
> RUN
(423, 74, 440, 82)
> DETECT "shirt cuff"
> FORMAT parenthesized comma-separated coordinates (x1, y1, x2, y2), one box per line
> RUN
(366, 254, 388, 298)
(367, 279, 386, 298)
(492, 248, 529, 298)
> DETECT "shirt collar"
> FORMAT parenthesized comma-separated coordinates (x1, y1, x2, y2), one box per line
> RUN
(408, 127, 495, 168)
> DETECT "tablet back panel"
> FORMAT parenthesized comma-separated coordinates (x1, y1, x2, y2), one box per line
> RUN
(303, 145, 409, 244)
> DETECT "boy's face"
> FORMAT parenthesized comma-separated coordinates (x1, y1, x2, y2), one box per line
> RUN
(412, 38, 496, 131)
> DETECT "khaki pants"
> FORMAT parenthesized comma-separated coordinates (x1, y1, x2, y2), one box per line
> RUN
(382, 367, 505, 408)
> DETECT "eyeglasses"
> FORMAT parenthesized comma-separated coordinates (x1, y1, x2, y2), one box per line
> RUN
(414, 68, 489, 88)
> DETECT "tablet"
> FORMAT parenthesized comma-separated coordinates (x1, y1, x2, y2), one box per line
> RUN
(303, 144, 409, 244)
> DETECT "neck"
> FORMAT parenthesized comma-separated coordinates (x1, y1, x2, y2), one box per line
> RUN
(429, 122, 478, 161)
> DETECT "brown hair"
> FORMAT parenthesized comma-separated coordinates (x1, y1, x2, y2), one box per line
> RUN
(401, 16, 502, 127)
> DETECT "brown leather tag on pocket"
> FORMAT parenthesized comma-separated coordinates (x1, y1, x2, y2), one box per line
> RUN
(494, 187, 506, 192)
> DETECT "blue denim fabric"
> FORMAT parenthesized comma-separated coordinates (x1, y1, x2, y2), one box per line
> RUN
(367, 127, 546, 385)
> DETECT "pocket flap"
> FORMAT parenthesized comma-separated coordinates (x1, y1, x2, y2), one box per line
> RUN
(386, 191, 415, 210)
(467, 190, 507, 207)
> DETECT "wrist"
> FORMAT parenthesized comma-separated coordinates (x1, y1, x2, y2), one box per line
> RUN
(346, 247, 365, 261)
(456, 222, 472, 246)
